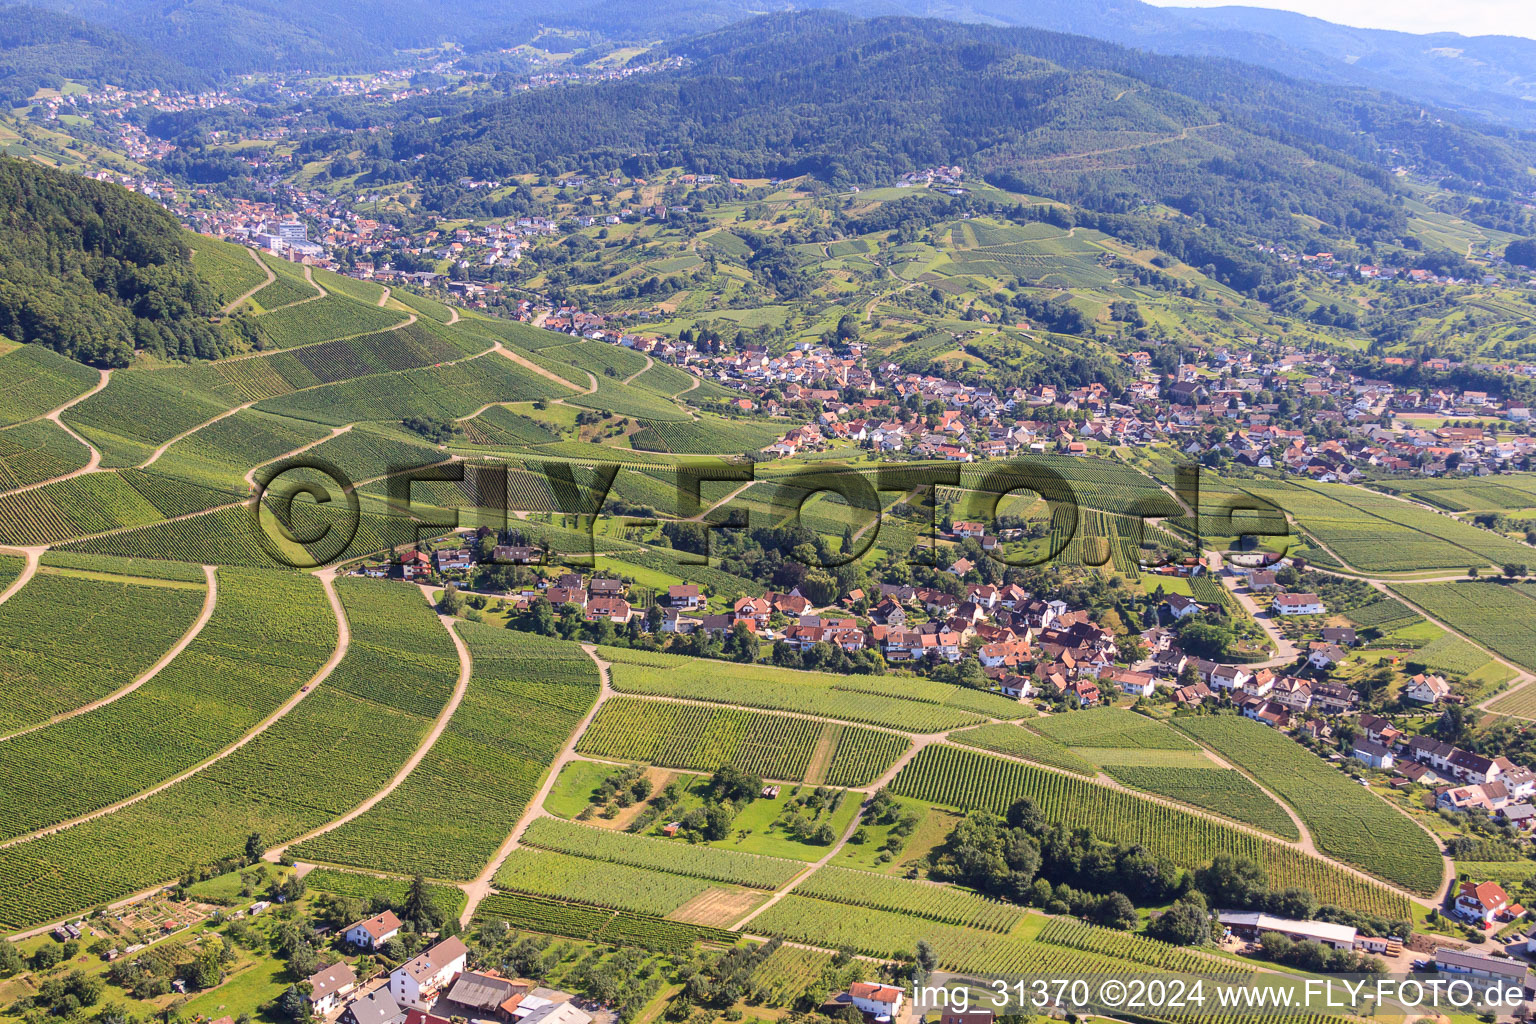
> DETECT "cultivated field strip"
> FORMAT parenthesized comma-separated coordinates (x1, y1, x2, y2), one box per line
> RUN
(520, 817, 802, 889)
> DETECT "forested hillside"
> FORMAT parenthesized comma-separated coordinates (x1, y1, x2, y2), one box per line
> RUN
(0, 6, 207, 105)
(380, 14, 1536, 250)
(0, 158, 230, 366)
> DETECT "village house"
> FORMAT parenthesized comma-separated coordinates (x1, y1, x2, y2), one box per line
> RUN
(1352, 739, 1394, 770)
(1404, 673, 1452, 704)
(390, 936, 468, 1011)
(1273, 593, 1325, 616)
(847, 982, 904, 1022)
(307, 963, 358, 1016)
(344, 910, 402, 949)
(1454, 881, 1512, 927)
(342, 989, 405, 1024)
(668, 584, 704, 610)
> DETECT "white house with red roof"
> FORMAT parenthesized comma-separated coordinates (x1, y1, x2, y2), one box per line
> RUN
(849, 982, 904, 1021)
(344, 910, 402, 949)
(1455, 880, 1510, 927)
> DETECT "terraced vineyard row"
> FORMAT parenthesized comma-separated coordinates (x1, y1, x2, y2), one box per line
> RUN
(493, 847, 712, 916)
(796, 865, 1023, 931)
(1101, 764, 1300, 841)
(473, 892, 732, 954)
(0, 567, 337, 842)
(326, 577, 460, 717)
(0, 686, 424, 930)
(950, 723, 1096, 775)
(0, 344, 102, 428)
(291, 625, 598, 880)
(1397, 581, 1536, 673)
(0, 419, 90, 490)
(1033, 708, 1199, 750)
(1172, 716, 1444, 894)
(597, 646, 987, 732)
(579, 697, 849, 781)
(256, 351, 569, 425)
(0, 569, 206, 734)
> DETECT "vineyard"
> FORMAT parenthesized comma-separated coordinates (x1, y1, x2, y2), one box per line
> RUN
(473, 892, 733, 954)
(325, 578, 460, 717)
(576, 697, 901, 783)
(597, 646, 990, 731)
(949, 724, 1095, 775)
(1172, 716, 1442, 894)
(63, 369, 233, 468)
(254, 296, 412, 351)
(1032, 708, 1199, 750)
(0, 567, 338, 842)
(0, 569, 206, 734)
(188, 236, 269, 307)
(631, 416, 786, 455)
(822, 726, 909, 787)
(0, 344, 101, 427)
(180, 321, 474, 405)
(493, 847, 713, 916)
(1099, 765, 1299, 840)
(746, 945, 845, 1007)
(255, 351, 569, 425)
(795, 865, 1023, 931)
(888, 745, 1411, 916)
(461, 405, 562, 447)
(0, 419, 90, 491)
(1243, 480, 1535, 573)
(520, 818, 801, 889)
(303, 867, 466, 918)
(0, 685, 423, 930)
(1395, 582, 1536, 673)
(291, 625, 598, 880)
(1035, 917, 1245, 978)
(38, 551, 207, 582)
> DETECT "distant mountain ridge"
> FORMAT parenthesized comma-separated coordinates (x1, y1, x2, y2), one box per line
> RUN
(13, 0, 1536, 128)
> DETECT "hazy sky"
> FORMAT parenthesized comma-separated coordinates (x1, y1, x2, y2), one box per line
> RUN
(1144, 0, 1536, 39)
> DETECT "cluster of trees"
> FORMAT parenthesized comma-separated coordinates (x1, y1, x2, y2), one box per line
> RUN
(848, 789, 920, 865)
(932, 800, 1183, 930)
(0, 158, 229, 365)
(932, 800, 1405, 959)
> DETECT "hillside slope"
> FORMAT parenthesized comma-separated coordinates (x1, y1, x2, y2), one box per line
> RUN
(0, 157, 233, 366)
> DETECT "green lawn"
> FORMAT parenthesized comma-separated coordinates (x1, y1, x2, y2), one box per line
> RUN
(180, 957, 293, 1021)
(544, 760, 620, 819)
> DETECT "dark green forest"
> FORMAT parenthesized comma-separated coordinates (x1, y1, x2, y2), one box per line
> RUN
(0, 7, 208, 105)
(0, 157, 229, 366)
(372, 14, 1536, 250)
